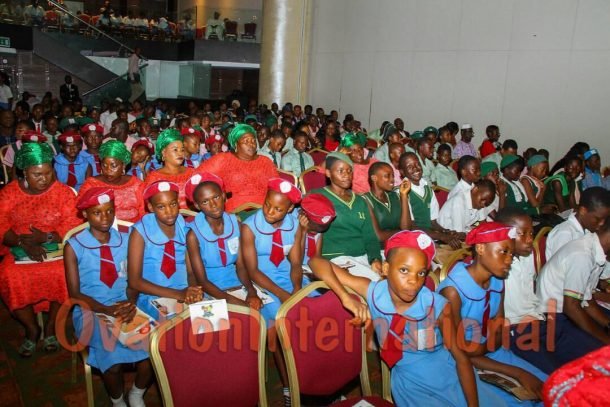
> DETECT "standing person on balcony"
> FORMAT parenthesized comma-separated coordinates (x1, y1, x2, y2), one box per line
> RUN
(205, 11, 224, 40)
(60, 75, 79, 106)
(128, 47, 145, 104)
(23, 0, 44, 27)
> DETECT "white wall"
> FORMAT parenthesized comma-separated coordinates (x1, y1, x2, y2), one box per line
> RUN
(308, 0, 610, 164)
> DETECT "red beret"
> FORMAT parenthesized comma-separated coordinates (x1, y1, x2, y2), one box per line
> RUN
(301, 193, 335, 225)
(131, 138, 155, 153)
(465, 221, 516, 246)
(76, 187, 114, 210)
(185, 172, 225, 202)
(80, 123, 104, 135)
(267, 178, 302, 204)
(180, 127, 202, 139)
(22, 131, 47, 143)
(57, 132, 82, 145)
(142, 180, 179, 201)
(204, 133, 225, 147)
(384, 230, 436, 267)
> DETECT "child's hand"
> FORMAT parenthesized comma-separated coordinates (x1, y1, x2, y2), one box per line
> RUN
(370, 259, 382, 275)
(516, 370, 543, 400)
(341, 295, 371, 326)
(496, 179, 508, 196)
(298, 212, 310, 230)
(441, 234, 462, 249)
(112, 301, 137, 323)
(21, 242, 47, 262)
(398, 179, 411, 196)
(246, 293, 263, 310)
(182, 286, 203, 304)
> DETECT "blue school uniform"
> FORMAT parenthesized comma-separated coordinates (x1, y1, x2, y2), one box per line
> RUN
(438, 262, 547, 406)
(243, 209, 308, 323)
(69, 228, 148, 373)
(133, 213, 188, 320)
(145, 156, 162, 172)
(54, 153, 89, 191)
(368, 281, 505, 406)
(183, 153, 202, 169)
(127, 164, 145, 181)
(302, 232, 320, 265)
(188, 212, 241, 290)
(80, 150, 101, 176)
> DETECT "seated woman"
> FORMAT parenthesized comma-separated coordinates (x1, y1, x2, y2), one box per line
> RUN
(79, 140, 144, 223)
(142, 129, 194, 209)
(543, 155, 582, 214)
(64, 188, 151, 407)
(313, 152, 382, 280)
(499, 155, 537, 216)
(0, 143, 80, 356)
(317, 120, 340, 152)
(439, 222, 548, 406)
(362, 162, 411, 243)
(197, 124, 278, 212)
(184, 172, 261, 309)
(341, 132, 378, 194)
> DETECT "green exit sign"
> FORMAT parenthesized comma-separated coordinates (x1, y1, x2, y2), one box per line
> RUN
(0, 37, 10, 48)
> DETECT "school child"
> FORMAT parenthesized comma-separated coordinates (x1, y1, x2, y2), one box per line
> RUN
(184, 172, 262, 309)
(520, 155, 548, 215)
(128, 138, 154, 180)
(309, 230, 505, 406)
(479, 124, 500, 158)
(127, 181, 203, 321)
(582, 148, 602, 189)
(543, 155, 582, 213)
(434, 143, 459, 190)
(64, 188, 151, 407)
(202, 134, 225, 161)
(259, 130, 286, 167)
(438, 179, 496, 233)
(373, 124, 402, 164)
(496, 208, 602, 374)
(55, 132, 92, 191)
(399, 152, 462, 248)
(482, 139, 518, 170)
(280, 131, 315, 176)
(439, 222, 548, 405)
(43, 115, 60, 150)
(181, 127, 203, 168)
(299, 193, 336, 265)
(499, 155, 537, 216)
(448, 155, 481, 200)
(80, 124, 104, 176)
(416, 137, 436, 185)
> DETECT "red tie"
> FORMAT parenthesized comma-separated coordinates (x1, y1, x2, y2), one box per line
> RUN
(99, 245, 118, 288)
(185, 158, 193, 168)
(67, 163, 77, 187)
(217, 237, 227, 266)
(306, 233, 317, 258)
(160, 241, 176, 278)
(269, 229, 284, 266)
(381, 314, 407, 368)
(481, 290, 491, 338)
(36, 123, 40, 132)
(93, 154, 101, 173)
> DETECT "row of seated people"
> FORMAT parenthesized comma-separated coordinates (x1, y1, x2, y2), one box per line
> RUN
(2, 109, 610, 405)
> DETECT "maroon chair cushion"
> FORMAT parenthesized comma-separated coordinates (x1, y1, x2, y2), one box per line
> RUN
(309, 150, 328, 166)
(302, 170, 327, 192)
(332, 396, 393, 406)
(158, 311, 261, 407)
(434, 189, 449, 209)
(278, 171, 297, 185)
(282, 291, 362, 395)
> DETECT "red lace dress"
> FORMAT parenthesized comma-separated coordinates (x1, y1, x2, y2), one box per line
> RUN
(142, 167, 194, 209)
(79, 176, 145, 223)
(197, 152, 279, 212)
(0, 181, 81, 312)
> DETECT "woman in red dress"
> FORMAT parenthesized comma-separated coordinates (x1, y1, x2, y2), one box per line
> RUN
(197, 124, 278, 212)
(0, 143, 80, 356)
(142, 128, 194, 209)
(79, 140, 145, 223)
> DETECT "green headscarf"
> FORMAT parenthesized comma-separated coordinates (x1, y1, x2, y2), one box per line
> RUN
(228, 124, 256, 149)
(15, 142, 54, 170)
(481, 161, 499, 177)
(500, 154, 520, 170)
(99, 140, 131, 165)
(326, 151, 353, 169)
(244, 114, 258, 123)
(527, 154, 547, 167)
(156, 128, 183, 161)
(265, 115, 278, 127)
(411, 130, 424, 140)
(340, 132, 365, 148)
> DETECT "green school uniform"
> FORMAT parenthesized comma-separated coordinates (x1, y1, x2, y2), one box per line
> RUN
(362, 191, 401, 231)
(434, 164, 458, 190)
(315, 187, 381, 263)
(543, 173, 573, 209)
(503, 177, 538, 216)
(409, 184, 434, 229)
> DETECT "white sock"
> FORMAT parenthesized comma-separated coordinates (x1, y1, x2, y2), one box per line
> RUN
(128, 385, 146, 407)
(110, 394, 127, 407)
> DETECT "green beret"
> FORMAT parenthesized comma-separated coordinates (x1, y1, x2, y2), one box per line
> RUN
(500, 154, 520, 170)
(99, 140, 131, 165)
(59, 117, 78, 131)
(326, 151, 353, 169)
(15, 142, 54, 170)
(527, 154, 548, 167)
(77, 116, 94, 126)
(244, 114, 258, 123)
(423, 126, 438, 136)
(340, 132, 365, 148)
(481, 161, 499, 177)
(265, 115, 278, 127)
(155, 128, 183, 161)
(228, 123, 256, 149)
(410, 131, 424, 140)
(220, 122, 235, 133)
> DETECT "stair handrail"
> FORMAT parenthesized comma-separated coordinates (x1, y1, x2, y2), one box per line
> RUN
(82, 62, 149, 97)
(46, 0, 144, 59)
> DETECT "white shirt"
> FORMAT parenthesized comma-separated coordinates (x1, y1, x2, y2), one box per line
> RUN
(437, 186, 488, 233)
(546, 213, 585, 260)
(128, 53, 140, 81)
(537, 233, 607, 313)
(0, 84, 12, 104)
(406, 178, 440, 221)
(504, 254, 544, 323)
(447, 179, 473, 200)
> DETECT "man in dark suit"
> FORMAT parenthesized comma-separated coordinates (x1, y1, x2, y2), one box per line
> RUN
(59, 75, 79, 105)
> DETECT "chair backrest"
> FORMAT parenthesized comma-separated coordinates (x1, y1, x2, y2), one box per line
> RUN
(365, 139, 378, 149)
(533, 226, 552, 273)
(244, 22, 256, 35)
(450, 159, 459, 173)
(277, 169, 298, 186)
(44, 10, 58, 22)
(433, 186, 449, 209)
(179, 208, 197, 223)
(307, 148, 328, 166)
(232, 202, 262, 221)
(225, 20, 238, 34)
(62, 219, 134, 243)
(63, 222, 89, 244)
(91, 15, 99, 25)
(299, 167, 327, 194)
(424, 273, 439, 291)
(276, 282, 371, 406)
(439, 248, 472, 281)
(79, 14, 91, 24)
(150, 305, 267, 407)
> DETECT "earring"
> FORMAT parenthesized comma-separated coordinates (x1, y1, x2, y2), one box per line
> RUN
(23, 179, 28, 189)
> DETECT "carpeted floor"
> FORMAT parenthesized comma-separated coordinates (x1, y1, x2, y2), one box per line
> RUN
(0, 303, 384, 407)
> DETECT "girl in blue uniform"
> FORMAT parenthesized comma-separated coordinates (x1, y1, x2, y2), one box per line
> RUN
(80, 124, 104, 176)
(64, 187, 152, 407)
(184, 172, 262, 309)
(129, 138, 154, 180)
(438, 222, 548, 406)
(309, 230, 505, 406)
(55, 132, 91, 191)
(127, 180, 202, 321)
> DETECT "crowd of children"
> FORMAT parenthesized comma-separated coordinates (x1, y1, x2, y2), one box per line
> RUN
(1, 97, 610, 406)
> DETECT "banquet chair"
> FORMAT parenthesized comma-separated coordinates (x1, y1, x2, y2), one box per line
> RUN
(308, 148, 328, 166)
(278, 169, 298, 186)
(533, 226, 552, 273)
(232, 202, 262, 221)
(432, 185, 450, 209)
(299, 167, 327, 194)
(439, 248, 472, 281)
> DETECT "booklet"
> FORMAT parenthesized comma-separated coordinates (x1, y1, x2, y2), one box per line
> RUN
(189, 299, 230, 335)
(226, 285, 274, 305)
(11, 242, 63, 264)
(151, 297, 186, 319)
(476, 369, 538, 401)
(96, 308, 157, 346)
